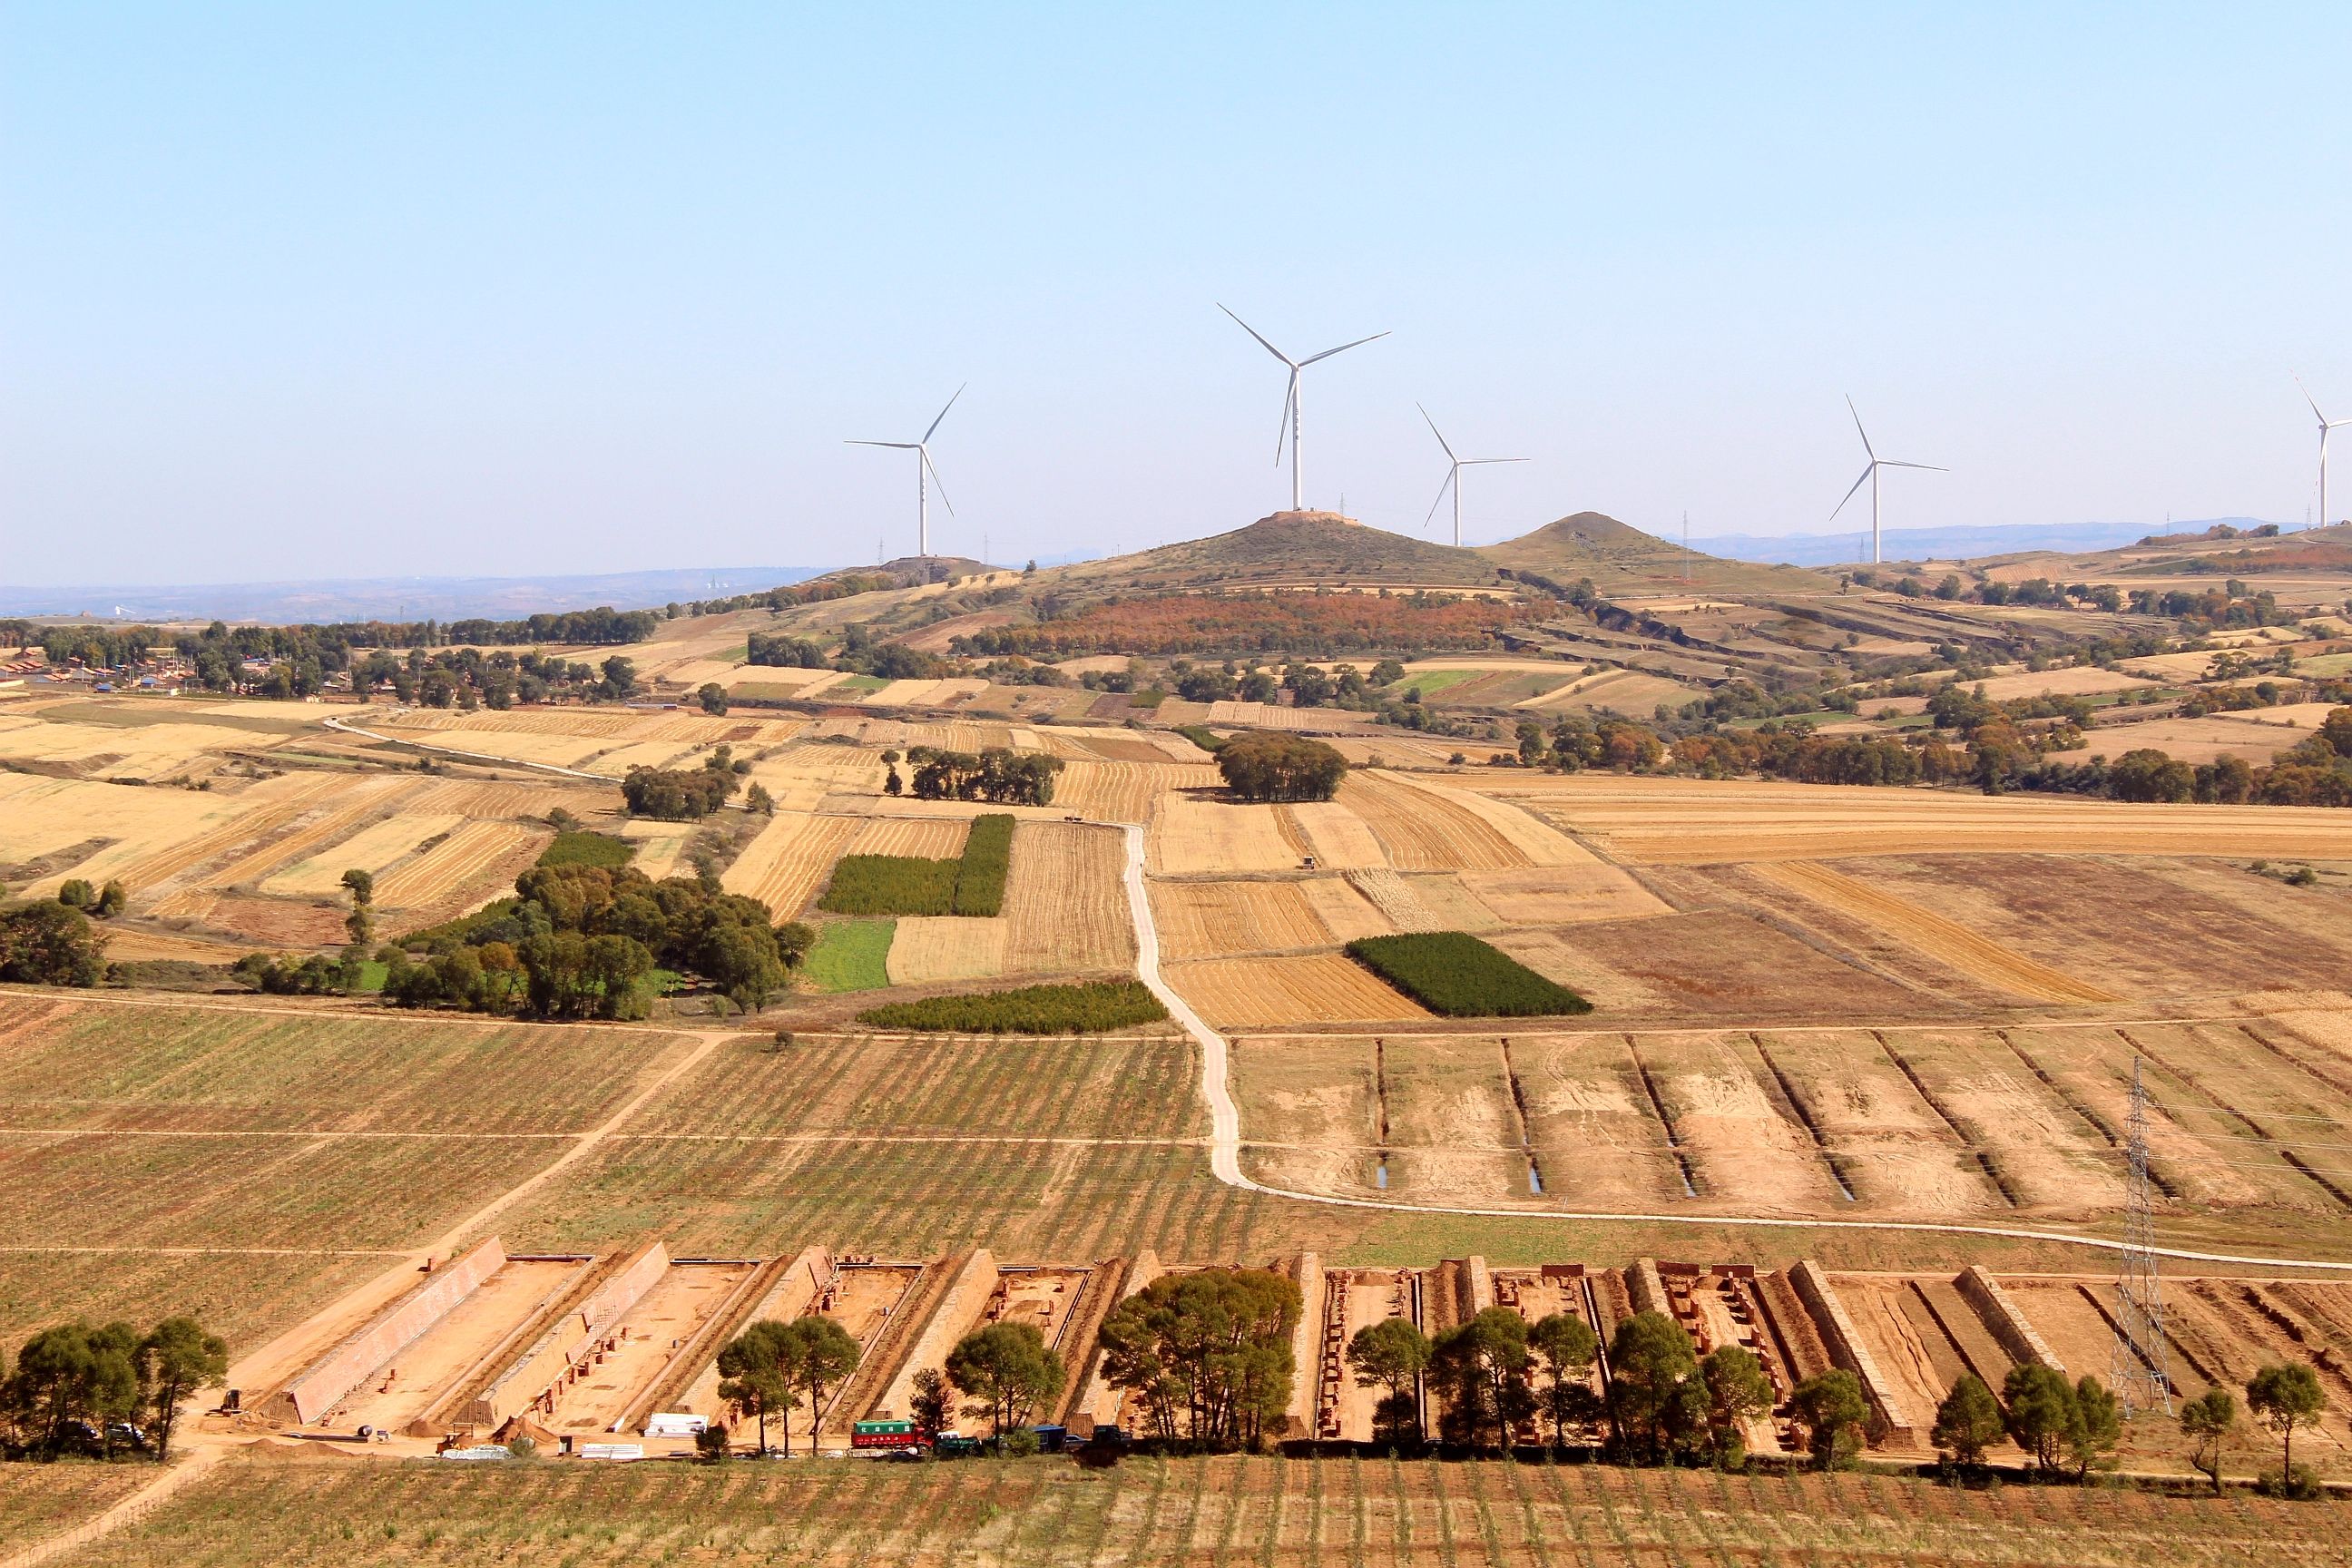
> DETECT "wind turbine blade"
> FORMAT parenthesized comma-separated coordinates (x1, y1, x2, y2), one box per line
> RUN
(1423, 467, 1457, 530)
(1829, 464, 1874, 521)
(1877, 461, 1947, 472)
(1462, 456, 1531, 466)
(921, 447, 955, 516)
(1299, 330, 1390, 366)
(923, 383, 966, 444)
(1417, 404, 1458, 463)
(1846, 395, 1876, 459)
(1218, 304, 1296, 367)
(1273, 372, 1298, 464)
(847, 440, 921, 449)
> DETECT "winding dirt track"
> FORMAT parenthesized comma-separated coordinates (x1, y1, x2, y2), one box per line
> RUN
(1112, 822, 2352, 1276)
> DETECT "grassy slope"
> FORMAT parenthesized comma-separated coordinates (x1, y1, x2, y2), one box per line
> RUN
(801, 918, 895, 990)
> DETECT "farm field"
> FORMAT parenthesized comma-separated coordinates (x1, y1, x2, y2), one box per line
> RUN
(51, 1448, 2352, 1566)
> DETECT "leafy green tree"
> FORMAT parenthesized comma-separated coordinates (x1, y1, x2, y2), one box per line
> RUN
(340, 868, 374, 906)
(2179, 1388, 2236, 1494)
(139, 1317, 226, 1461)
(5, 1320, 142, 1456)
(1699, 1346, 1774, 1467)
(56, 878, 93, 908)
(1604, 1311, 1702, 1464)
(909, 1367, 953, 1443)
(2247, 1361, 2327, 1480)
(1095, 1269, 1298, 1449)
(783, 1316, 862, 1442)
(1931, 1372, 2004, 1468)
(93, 879, 128, 918)
(1215, 733, 1348, 802)
(717, 1319, 800, 1455)
(1790, 1369, 1869, 1471)
(1431, 1308, 1534, 1452)
(698, 682, 730, 716)
(1347, 1317, 1431, 1447)
(0, 900, 109, 986)
(1526, 1311, 1600, 1448)
(946, 1321, 1063, 1437)
(2002, 1363, 2078, 1474)
(746, 781, 775, 815)
(2066, 1374, 2122, 1480)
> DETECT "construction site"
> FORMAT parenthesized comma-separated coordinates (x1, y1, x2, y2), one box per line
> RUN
(230, 1235, 2352, 1469)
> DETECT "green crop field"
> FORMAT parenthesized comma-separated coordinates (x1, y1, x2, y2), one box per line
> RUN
(858, 978, 1167, 1034)
(536, 828, 636, 868)
(818, 853, 961, 914)
(1345, 932, 1592, 1017)
(52, 1451, 2352, 1567)
(802, 918, 896, 990)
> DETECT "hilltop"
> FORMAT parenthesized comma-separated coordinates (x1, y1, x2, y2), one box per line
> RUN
(1480, 512, 1832, 595)
(1045, 511, 1506, 595)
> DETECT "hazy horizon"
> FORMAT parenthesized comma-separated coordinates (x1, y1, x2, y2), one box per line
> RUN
(5, 6, 2347, 587)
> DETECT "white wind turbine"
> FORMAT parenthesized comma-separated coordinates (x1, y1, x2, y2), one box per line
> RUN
(1418, 405, 1527, 547)
(1218, 305, 1388, 512)
(847, 386, 965, 558)
(2298, 378, 2350, 530)
(1830, 397, 1945, 564)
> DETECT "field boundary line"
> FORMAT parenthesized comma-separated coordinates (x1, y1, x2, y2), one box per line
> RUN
(1109, 821, 2352, 1276)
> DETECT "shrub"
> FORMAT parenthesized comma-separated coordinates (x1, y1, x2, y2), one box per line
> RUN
(1217, 733, 1347, 802)
(818, 855, 960, 916)
(538, 830, 636, 869)
(1344, 932, 1590, 1017)
(952, 815, 1014, 916)
(1175, 725, 1227, 754)
(858, 980, 1168, 1034)
(0, 900, 110, 987)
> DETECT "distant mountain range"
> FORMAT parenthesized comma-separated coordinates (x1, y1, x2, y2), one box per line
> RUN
(0, 567, 825, 624)
(1685, 520, 2292, 567)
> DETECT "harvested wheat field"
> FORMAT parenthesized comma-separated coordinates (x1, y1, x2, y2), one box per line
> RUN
(885, 916, 1009, 984)
(1458, 864, 1671, 925)
(848, 815, 969, 858)
(1340, 770, 1534, 871)
(1166, 953, 1428, 1028)
(1003, 821, 1134, 974)
(1146, 878, 1336, 960)
(1472, 772, 2352, 862)
(369, 818, 547, 910)
(1147, 792, 1302, 875)
(1052, 758, 1222, 823)
(261, 812, 465, 897)
(1283, 799, 1388, 868)
(724, 811, 860, 918)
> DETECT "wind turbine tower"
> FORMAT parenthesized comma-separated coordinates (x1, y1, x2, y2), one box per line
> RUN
(2299, 378, 2349, 530)
(1417, 405, 1528, 547)
(848, 386, 965, 558)
(1219, 306, 1388, 512)
(1830, 397, 1945, 564)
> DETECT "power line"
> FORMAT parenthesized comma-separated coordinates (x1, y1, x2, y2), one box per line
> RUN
(2112, 1056, 2174, 1416)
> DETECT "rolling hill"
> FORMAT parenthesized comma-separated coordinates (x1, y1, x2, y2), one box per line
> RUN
(1046, 511, 1506, 594)
(1480, 512, 1831, 594)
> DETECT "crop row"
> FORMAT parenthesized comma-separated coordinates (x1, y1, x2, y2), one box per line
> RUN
(858, 980, 1169, 1034)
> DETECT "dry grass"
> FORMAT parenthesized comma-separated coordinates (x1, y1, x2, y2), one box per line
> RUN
(849, 816, 971, 858)
(261, 813, 464, 897)
(1341, 771, 1530, 871)
(369, 819, 545, 910)
(1459, 865, 1671, 925)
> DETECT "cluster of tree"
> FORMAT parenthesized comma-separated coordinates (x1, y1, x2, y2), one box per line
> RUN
(351, 648, 641, 709)
(1344, 1308, 1867, 1468)
(231, 949, 365, 995)
(832, 623, 952, 681)
(1096, 1269, 1300, 1449)
(0, 898, 109, 987)
(944, 1322, 1065, 1440)
(744, 632, 831, 668)
(4, 1317, 225, 1462)
(622, 747, 751, 819)
(714, 1316, 862, 1455)
(1668, 729, 1955, 788)
(1216, 733, 1348, 802)
(13, 611, 657, 695)
(1500, 712, 1666, 774)
(950, 591, 1538, 660)
(388, 859, 812, 1018)
(1929, 1365, 2120, 1481)
(53, 878, 127, 917)
(857, 979, 1167, 1035)
(900, 747, 1063, 806)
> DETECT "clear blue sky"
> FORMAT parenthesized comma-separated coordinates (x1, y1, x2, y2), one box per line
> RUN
(5, 4, 2348, 586)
